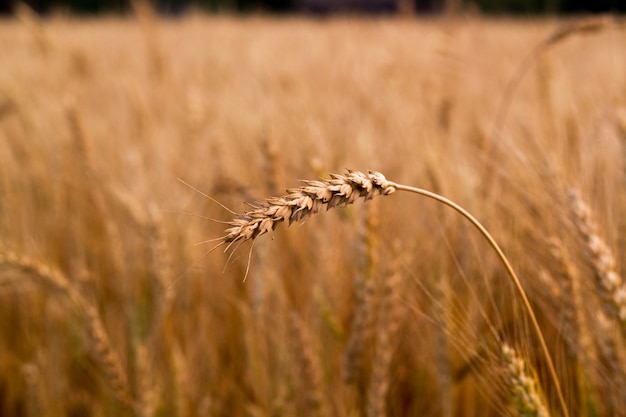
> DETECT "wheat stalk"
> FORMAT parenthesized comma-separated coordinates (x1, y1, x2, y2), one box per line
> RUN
(217, 169, 569, 417)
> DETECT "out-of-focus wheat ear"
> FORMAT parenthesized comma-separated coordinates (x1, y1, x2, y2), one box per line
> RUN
(568, 188, 626, 326)
(343, 204, 380, 390)
(433, 23, 459, 134)
(547, 238, 607, 414)
(64, 99, 115, 217)
(343, 264, 378, 387)
(592, 311, 626, 411)
(135, 343, 158, 417)
(147, 203, 175, 324)
(544, 15, 623, 47)
(434, 272, 453, 417)
(1, 83, 34, 136)
(620, 107, 626, 267)
(132, 0, 164, 79)
(548, 238, 595, 362)
(561, 191, 626, 409)
(484, 15, 623, 194)
(364, 202, 380, 282)
(288, 312, 329, 417)
(0, 251, 80, 302)
(536, 54, 556, 145)
(15, 2, 53, 56)
(123, 83, 152, 142)
(366, 256, 405, 417)
(64, 100, 127, 284)
(493, 15, 623, 135)
(260, 137, 285, 196)
(82, 304, 135, 410)
(500, 343, 550, 417)
(21, 361, 44, 417)
(0, 93, 16, 122)
(65, 102, 90, 172)
(170, 341, 190, 417)
(0, 251, 136, 411)
(65, 99, 103, 207)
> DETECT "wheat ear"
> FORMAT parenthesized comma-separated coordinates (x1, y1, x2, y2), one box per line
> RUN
(568, 189, 626, 325)
(218, 169, 569, 417)
(501, 343, 550, 417)
(492, 15, 623, 136)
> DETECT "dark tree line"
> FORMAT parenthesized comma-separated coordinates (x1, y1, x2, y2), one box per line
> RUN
(0, 0, 623, 15)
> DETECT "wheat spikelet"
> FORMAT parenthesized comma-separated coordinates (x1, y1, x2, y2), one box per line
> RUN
(500, 343, 550, 417)
(568, 189, 626, 325)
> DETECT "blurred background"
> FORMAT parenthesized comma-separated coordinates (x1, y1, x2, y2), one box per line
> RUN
(0, 0, 623, 16)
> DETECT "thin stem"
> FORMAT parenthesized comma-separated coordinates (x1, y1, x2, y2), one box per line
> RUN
(392, 183, 569, 417)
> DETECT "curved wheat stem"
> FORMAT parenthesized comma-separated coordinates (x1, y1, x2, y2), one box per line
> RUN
(218, 169, 569, 417)
(392, 183, 568, 417)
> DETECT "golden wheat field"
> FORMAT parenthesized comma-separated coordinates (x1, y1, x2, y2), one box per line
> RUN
(1, 5, 626, 417)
